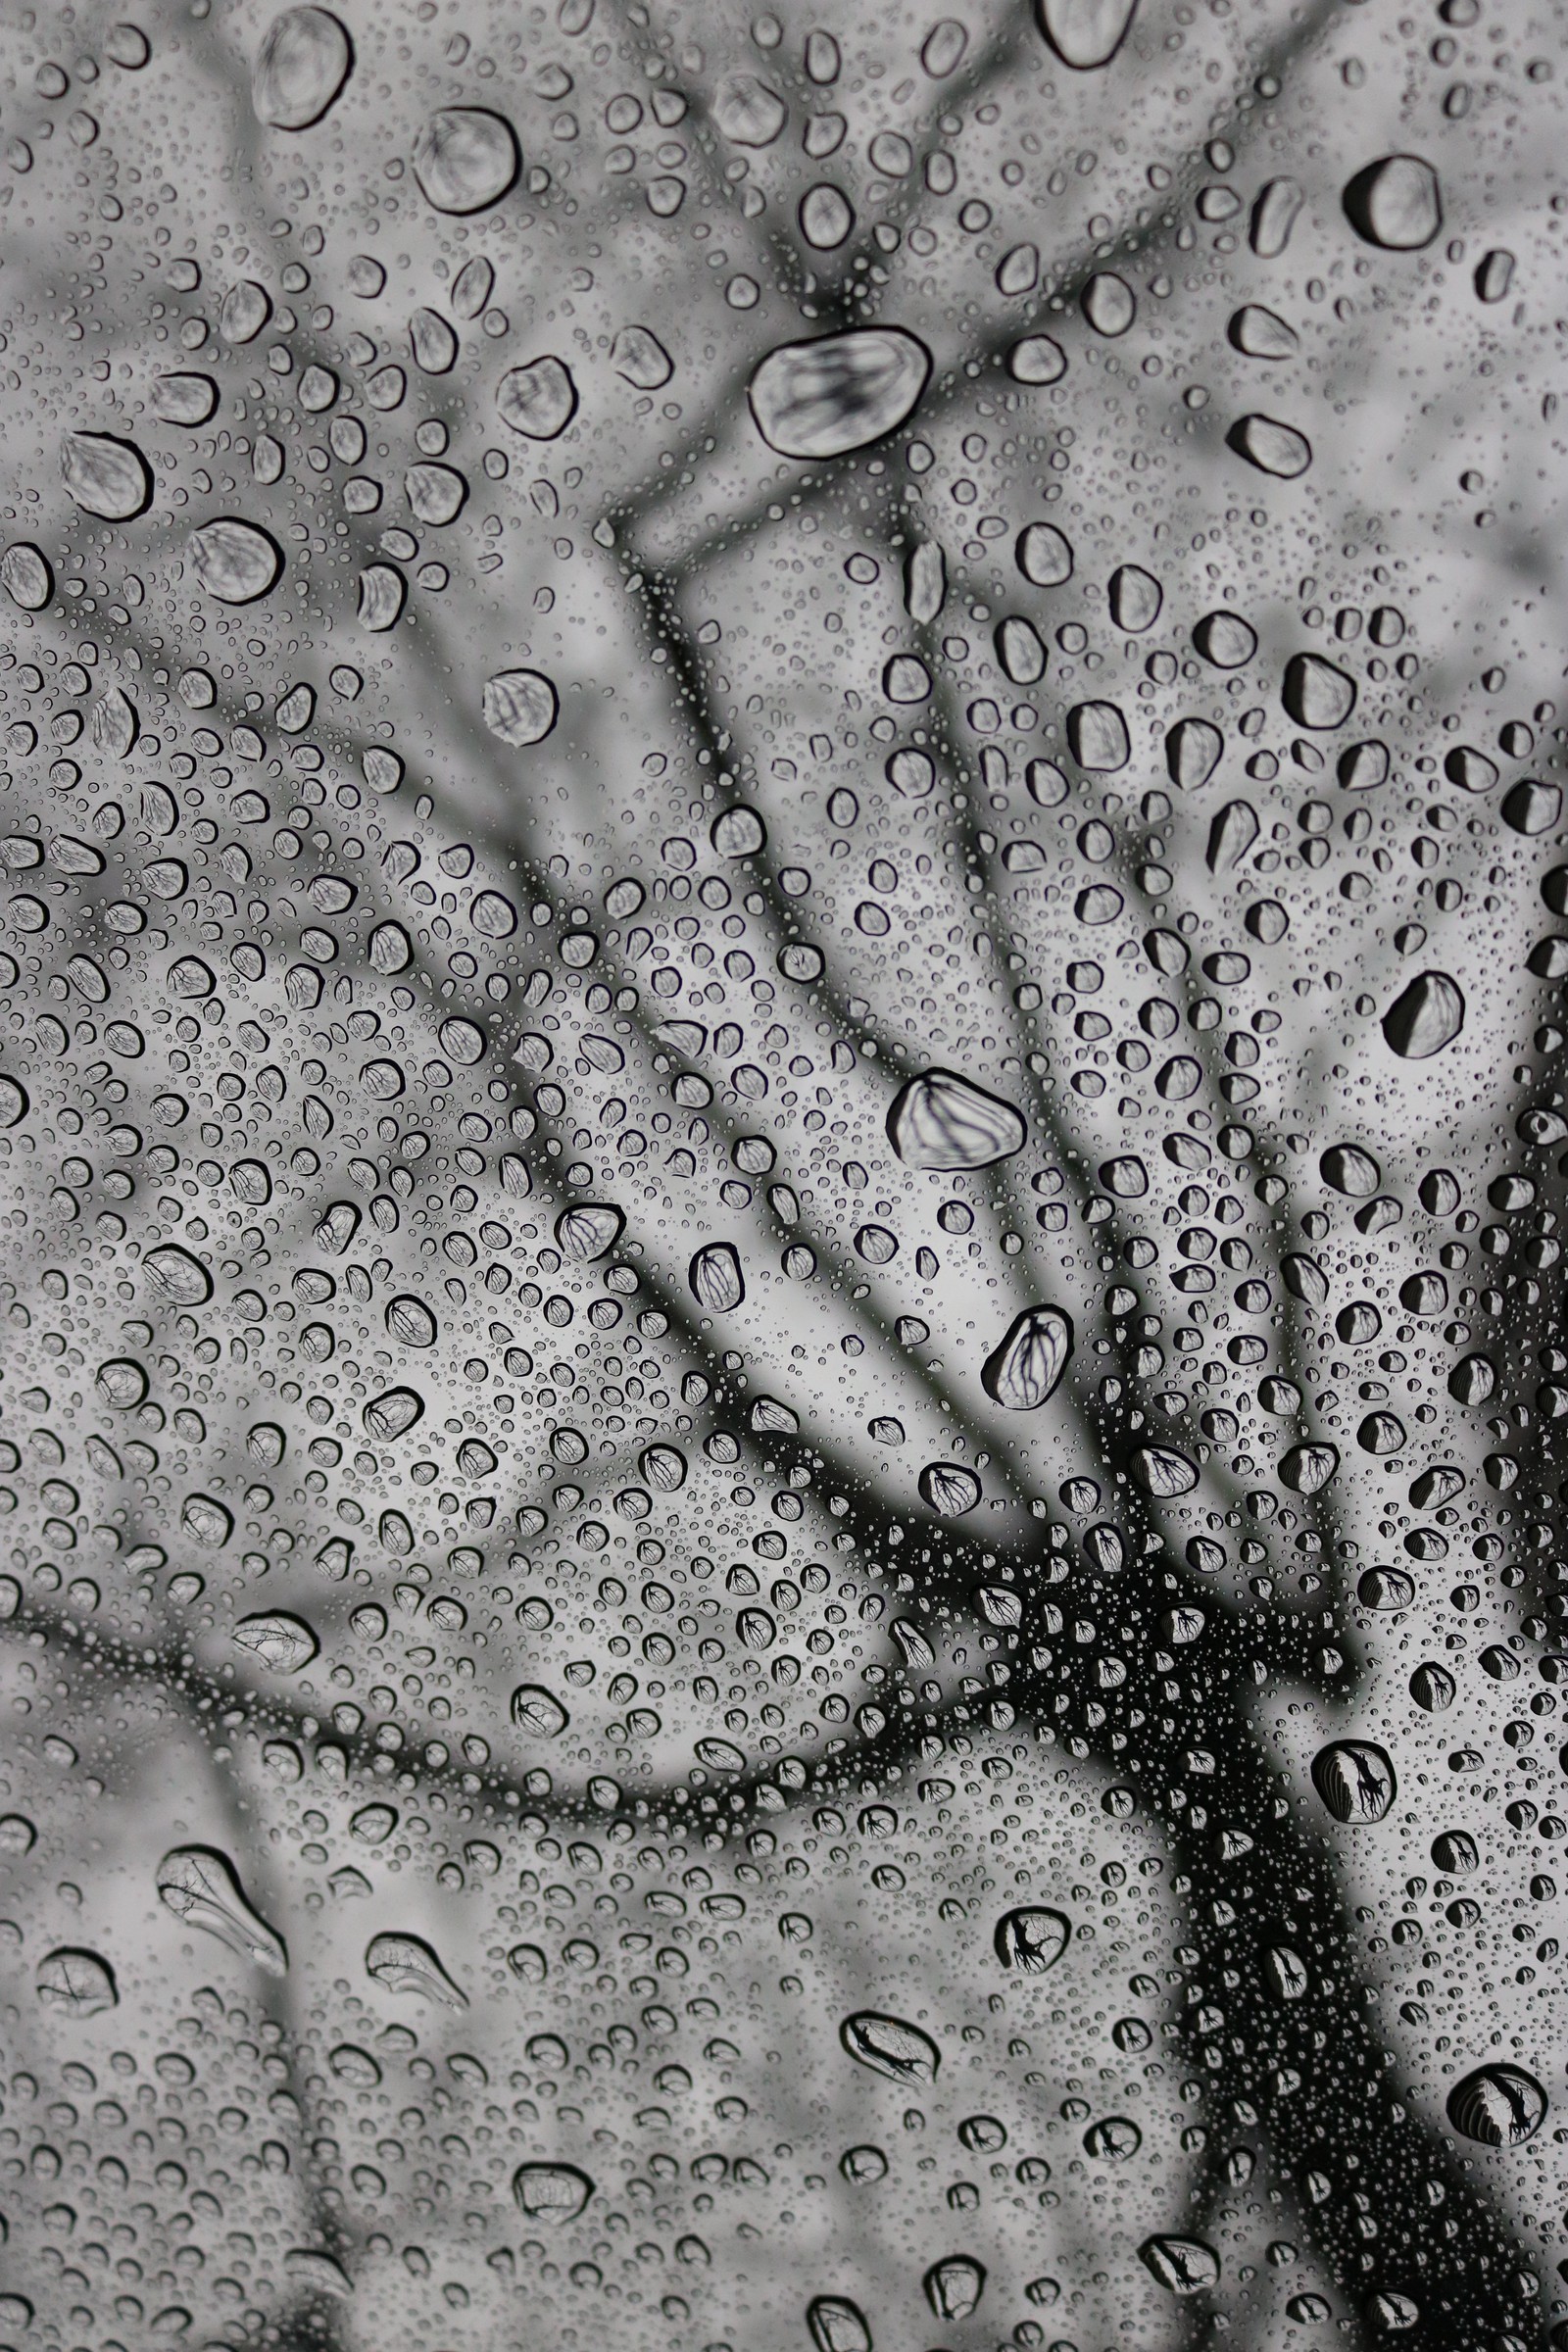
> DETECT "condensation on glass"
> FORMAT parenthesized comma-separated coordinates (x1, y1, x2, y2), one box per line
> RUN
(0, 1, 1559, 2348)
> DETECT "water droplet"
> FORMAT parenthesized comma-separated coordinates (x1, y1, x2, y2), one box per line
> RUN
(363, 1387, 424, 1440)
(143, 1242, 213, 1307)
(1227, 413, 1311, 476)
(1344, 154, 1442, 249)
(840, 2010, 940, 2082)
(512, 1684, 569, 1737)
(1446, 2063, 1546, 2147)
(35, 1946, 118, 2016)
(1409, 1661, 1455, 1710)
(1, 543, 51, 609)
(62, 431, 151, 519)
(1081, 271, 1135, 335)
(1166, 716, 1224, 787)
(1279, 1440, 1338, 1494)
(366, 1930, 467, 2006)
(918, 1460, 981, 1515)
(157, 1845, 288, 1973)
(358, 563, 405, 631)
(1036, 0, 1139, 69)
(996, 614, 1047, 684)
(1139, 2235, 1220, 2292)
(800, 184, 855, 248)
(1016, 519, 1073, 584)
(611, 324, 672, 388)
(252, 6, 352, 129)
(924, 2256, 985, 2319)
(412, 108, 520, 213)
(1320, 1143, 1379, 1197)
(749, 329, 931, 459)
(556, 1203, 624, 1260)
(887, 1067, 1025, 1170)
(982, 1305, 1073, 1408)
(1250, 176, 1304, 256)
(1382, 970, 1464, 1058)
(1128, 1444, 1198, 1497)
(1311, 1740, 1396, 1823)
(190, 518, 282, 604)
(807, 2296, 872, 2352)
(994, 1906, 1070, 1971)
(1230, 306, 1298, 364)
(1108, 564, 1161, 631)
(689, 1242, 745, 1311)
(514, 2161, 595, 2217)
(220, 278, 272, 343)
(921, 20, 969, 76)
(1068, 700, 1130, 770)
(712, 74, 787, 146)
(483, 667, 559, 745)
(498, 355, 578, 439)
(1007, 332, 1068, 384)
(233, 1612, 318, 1671)
(1193, 611, 1256, 668)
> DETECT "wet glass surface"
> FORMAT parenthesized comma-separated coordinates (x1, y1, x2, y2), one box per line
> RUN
(0, 2, 1564, 2347)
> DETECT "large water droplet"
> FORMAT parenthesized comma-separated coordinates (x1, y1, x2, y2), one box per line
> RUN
(190, 519, 282, 604)
(498, 355, 578, 439)
(1081, 271, 1135, 335)
(1139, 2235, 1220, 2292)
(1006, 333, 1068, 384)
(1382, 970, 1464, 1058)
(1311, 1740, 1396, 1823)
(513, 2161, 595, 2217)
(36, 1946, 118, 2016)
(1227, 413, 1311, 476)
(1229, 303, 1298, 359)
(982, 1305, 1073, 1409)
(1067, 699, 1131, 771)
(157, 1846, 288, 1973)
(252, 6, 352, 129)
(689, 1241, 745, 1312)
(1128, 1444, 1198, 1497)
(1166, 716, 1223, 787)
(142, 1242, 213, 1306)
(749, 329, 931, 460)
(887, 1067, 1026, 1170)
(1446, 2063, 1546, 2147)
(1250, 176, 1303, 256)
(412, 108, 519, 213)
(840, 2010, 940, 2082)
(994, 1906, 1070, 1971)
(924, 2256, 985, 2319)
(712, 73, 787, 146)
(1017, 520, 1073, 584)
(1344, 154, 1442, 249)
(1282, 651, 1356, 728)
(1036, 0, 1139, 69)
(220, 278, 271, 344)
(62, 431, 152, 519)
(611, 324, 672, 388)
(232, 1611, 319, 1671)
(807, 2297, 872, 2352)
(511, 1684, 569, 1737)
(918, 1460, 981, 1516)
(355, 1933, 464, 2010)
(1, 543, 51, 609)
(483, 667, 559, 746)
